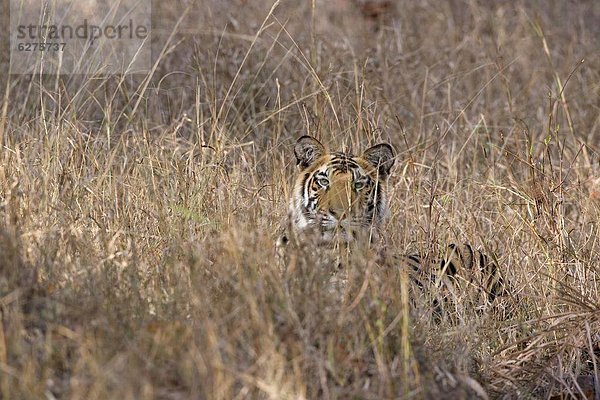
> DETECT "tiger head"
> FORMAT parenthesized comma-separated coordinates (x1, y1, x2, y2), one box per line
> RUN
(288, 135, 395, 244)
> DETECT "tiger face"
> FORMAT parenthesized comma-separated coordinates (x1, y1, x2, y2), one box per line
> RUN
(288, 135, 395, 244)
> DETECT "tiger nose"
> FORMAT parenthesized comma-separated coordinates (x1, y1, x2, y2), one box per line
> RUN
(329, 191, 352, 219)
(327, 180, 353, 221)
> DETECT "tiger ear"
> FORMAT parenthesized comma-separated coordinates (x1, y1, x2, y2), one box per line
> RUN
(362, 143, 395, 179)
(294, 136, 325, 169)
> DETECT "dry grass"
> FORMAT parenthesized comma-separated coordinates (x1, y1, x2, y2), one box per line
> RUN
(1, 0, 600, 398)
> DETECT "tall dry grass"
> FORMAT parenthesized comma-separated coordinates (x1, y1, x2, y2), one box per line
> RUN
(0, 0, 599, 398)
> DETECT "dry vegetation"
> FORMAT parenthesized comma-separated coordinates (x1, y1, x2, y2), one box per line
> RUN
(1, 0, 600, 398)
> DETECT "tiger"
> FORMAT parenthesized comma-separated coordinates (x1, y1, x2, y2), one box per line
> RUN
(285, 135, 395, 246)
(278, 135, 508, 313)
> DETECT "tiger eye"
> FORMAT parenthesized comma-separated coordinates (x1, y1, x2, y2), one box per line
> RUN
(354, 180, 366, 190)
(316, 177, 330, 187)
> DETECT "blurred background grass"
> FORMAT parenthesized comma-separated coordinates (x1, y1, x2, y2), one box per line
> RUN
(0, 0, 599, 398)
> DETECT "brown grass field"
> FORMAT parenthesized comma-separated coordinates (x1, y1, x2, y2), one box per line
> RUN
(1, 0, 600, 398)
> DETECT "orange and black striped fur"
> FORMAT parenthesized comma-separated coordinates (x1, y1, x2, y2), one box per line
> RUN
(285, 135, 394, 246)
(394, 244, 506, 313)
(279, 135, 507, 308)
